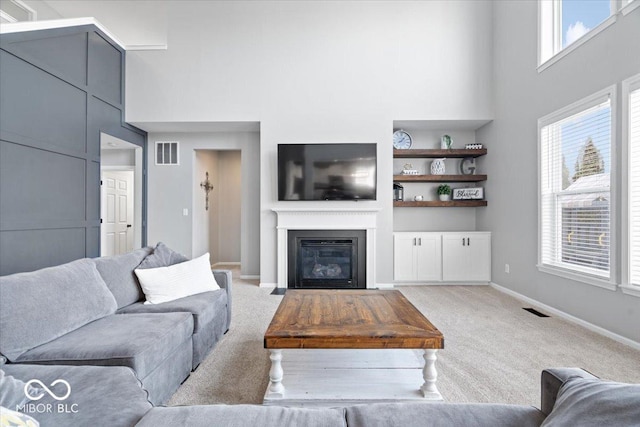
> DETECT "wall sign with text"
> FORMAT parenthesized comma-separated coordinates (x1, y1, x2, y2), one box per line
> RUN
(452, 187, 484, 200)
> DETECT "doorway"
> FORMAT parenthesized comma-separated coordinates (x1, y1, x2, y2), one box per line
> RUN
(193, 150, 242, 266)
(100, 133, 143, 256)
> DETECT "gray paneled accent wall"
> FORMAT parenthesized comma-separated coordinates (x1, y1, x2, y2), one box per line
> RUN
(0, 25, 147, 275)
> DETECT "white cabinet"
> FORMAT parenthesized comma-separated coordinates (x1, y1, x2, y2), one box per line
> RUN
(393, 233, 442, 281)
(441, 232, 491, 282)
(394, 232, 491, 283)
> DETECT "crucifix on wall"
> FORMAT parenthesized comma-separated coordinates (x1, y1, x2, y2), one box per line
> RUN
(200, 172, 214, 211)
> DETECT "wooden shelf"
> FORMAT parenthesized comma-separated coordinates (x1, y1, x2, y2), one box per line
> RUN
(393, 174, 487, 182)
(394, 200, 488, 207)
(393, 148, 487, 158)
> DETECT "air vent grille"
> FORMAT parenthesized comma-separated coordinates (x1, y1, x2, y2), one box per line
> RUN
(155, 141, 179, 165)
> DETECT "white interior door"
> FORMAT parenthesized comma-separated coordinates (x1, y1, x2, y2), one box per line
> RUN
(101, 170, 134, 256)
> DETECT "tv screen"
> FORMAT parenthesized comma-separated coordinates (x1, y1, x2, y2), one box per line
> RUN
(278, 143, 377, 201)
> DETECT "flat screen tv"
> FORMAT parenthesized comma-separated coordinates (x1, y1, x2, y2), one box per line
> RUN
(278, 143, 377, 201)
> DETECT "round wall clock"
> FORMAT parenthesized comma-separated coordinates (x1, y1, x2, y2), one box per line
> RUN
(393, 129, 412, 149)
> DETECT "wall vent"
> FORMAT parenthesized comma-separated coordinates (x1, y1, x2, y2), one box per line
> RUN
(155, 141, 179, 165)
(523, 308, 550, 318)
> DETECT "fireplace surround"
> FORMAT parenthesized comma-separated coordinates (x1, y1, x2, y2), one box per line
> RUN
(272, 208, 379, 289)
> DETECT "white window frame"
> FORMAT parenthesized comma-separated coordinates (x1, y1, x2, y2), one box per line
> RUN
(621, 0, 640, 15)
(537, 85, 617, 290)
(538, 0, 617, 72)
(621, 73, 640, 298)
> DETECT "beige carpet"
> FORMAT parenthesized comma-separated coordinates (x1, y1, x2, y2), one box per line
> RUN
(168, 270, 640, 407)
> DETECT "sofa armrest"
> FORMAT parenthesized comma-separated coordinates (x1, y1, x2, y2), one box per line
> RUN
(213, 270, 232, 332)
(541, 368, 598, 415)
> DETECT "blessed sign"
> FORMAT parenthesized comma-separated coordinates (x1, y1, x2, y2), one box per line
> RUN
(452, 187, 484, 200)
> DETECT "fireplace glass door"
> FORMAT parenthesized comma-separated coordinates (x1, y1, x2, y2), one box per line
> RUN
(299, 240, 353, 286)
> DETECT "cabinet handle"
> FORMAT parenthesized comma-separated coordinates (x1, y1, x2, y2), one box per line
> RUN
(419, 238, 422, 246)
(462, 238, 465, 246)
(467, 238, 470, 246)
(413, 238, 417, 246)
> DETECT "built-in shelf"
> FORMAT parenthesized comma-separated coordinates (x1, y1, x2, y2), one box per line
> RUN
(394, 200, 488, 207)
(393, 148, 487, 158)
(393, 147, 488, 208)
(393, 174, 487, 183)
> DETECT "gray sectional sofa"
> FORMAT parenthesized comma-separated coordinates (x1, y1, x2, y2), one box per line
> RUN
(2, 248, 639, 426)
(0, 244, 232, 406)
(2, 365, 638, 426)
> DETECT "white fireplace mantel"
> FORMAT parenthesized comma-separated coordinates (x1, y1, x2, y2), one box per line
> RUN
(272, 208, 380, 288)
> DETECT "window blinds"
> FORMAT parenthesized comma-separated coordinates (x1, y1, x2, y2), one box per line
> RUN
(629, 86, 640, 287)
(540, 97, 611, 277)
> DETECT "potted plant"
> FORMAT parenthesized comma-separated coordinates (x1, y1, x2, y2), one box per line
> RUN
(437, 184, 452, 201)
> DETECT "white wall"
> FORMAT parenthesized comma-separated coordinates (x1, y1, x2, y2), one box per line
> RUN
(101, 149, 135, 167)
(147, 132, 259, 276)
(127, 1, 494, 285)
(477, 2, 640, 342)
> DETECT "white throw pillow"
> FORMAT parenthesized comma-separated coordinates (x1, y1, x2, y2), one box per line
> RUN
(134, 253, 220, 304)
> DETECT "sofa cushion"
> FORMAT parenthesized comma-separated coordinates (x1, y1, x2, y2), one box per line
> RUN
(94, 247, 153, 308)
(117, 290, 227, 333)
(346, 402, 545, 427)
(0, 259, 118, 361)
(3, 364, 151, 427)
(15, 313, 193, 379)
(134, 253, 220, 305)
(137, 242, 188, 269)
(540, 376, 640, 427)
(136, 404, 347, 427)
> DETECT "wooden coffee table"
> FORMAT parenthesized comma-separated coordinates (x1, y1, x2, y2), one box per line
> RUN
(264, 289, 444, 403)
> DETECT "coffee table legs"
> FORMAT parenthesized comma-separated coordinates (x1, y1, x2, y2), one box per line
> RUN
(267, 349, 285, 398)
(421, 349, 442, 400)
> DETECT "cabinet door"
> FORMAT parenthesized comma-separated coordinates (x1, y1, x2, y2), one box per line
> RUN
(415, 234, 442, 281)
(442, 234, 470, 281)
(394, 234, 417, 281)
(442, 233, 491, 282)
(466, 234, 491, 281)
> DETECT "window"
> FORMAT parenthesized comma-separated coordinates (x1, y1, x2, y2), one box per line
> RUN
(539, 0, 616, 69)
(539, 87, 615, 287)
(155, 141, 179, 165)
(625, 75, 640, 295)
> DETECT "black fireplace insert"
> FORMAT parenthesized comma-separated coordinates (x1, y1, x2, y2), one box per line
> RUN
(287, 229, 366, 289)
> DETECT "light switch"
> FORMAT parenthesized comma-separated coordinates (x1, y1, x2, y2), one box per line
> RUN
(183, 208, 189, 216)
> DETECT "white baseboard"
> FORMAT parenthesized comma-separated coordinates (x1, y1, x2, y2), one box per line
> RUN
(374, 283, 395, 289)
(393, 282, 489, 286)
(260, 282, 277, 288)
(240, 275, 260, 280)
(212, 262, 241, 267)
(490, 282, 640, 351)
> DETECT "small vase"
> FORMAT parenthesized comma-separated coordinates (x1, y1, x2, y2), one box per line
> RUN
(439, 194, 451, 201)
(430, 158, 446, 175)
(441, 135, 452, 149)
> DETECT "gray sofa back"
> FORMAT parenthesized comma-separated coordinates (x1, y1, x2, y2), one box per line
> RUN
(94, 247, 153, 309)
(0, 259, 117, 361)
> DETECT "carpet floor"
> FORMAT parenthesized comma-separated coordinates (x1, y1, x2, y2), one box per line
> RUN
(168, 269, 640, 407)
